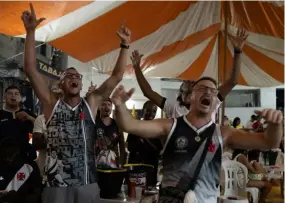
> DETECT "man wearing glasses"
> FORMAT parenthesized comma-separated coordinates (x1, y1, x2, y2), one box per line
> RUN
(22, 4, 131, 203)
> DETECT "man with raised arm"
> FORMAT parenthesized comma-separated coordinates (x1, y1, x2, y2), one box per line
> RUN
(131, 29, 248, 121)
(22, 4, 131, 203)
(112, 78, 283, 203)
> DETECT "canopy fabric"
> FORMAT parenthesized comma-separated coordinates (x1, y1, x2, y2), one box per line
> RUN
(0, 1, 284, 87)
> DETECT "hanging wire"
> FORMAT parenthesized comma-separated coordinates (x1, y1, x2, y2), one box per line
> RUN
(0, 42, 46, 65)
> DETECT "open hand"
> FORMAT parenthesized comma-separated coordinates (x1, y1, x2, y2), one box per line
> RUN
(21, 3, 45, 32)
(254, 109, 283, 124)
(229, 29, 249, 51)
(111, 85, 135, 107)
(131, 50, 143, 69)
(116, 21, 131, 45)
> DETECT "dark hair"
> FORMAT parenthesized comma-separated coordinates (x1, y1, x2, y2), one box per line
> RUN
(233, 117, 241, 128)
(248, 150, 260, 161)
(251, 115, 256, 121)
(142, 100, 155, 110)
(5, 85, 21, 94)
(192, 76, 217, 89)
(232, 149, 247, 160)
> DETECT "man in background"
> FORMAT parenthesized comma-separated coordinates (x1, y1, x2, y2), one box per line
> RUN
(95, 98, 125, 167)
(127, 100, 162, 186)
(0, 85, 36, 161)
(130, 29, 248, 121)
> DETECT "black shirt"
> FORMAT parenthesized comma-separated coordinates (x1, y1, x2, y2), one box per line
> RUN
(0, 109, 36, 160)
(95, 117, 120, 156)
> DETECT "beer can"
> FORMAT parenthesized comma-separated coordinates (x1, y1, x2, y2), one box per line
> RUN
(128, 180, 136, 198)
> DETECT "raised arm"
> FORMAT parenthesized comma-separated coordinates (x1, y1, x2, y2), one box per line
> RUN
(112, 85, 172, 138)
(224, 109, 283, 150)
(218, 29, 248, 100)
(87, 22, 131, 117)
(131, 50, 165, 108)
(22, 4, 56, 118)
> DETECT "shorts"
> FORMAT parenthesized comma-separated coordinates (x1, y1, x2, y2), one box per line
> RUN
(42, 183, 100, 203)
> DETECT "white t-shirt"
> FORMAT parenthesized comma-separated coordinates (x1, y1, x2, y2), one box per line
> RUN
(245, 121, 253, 129)
(163, 98, 222, 122)
(33, 114, 47, 175)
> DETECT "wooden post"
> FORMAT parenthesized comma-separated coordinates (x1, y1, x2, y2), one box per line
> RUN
(221, 1, 228, 126)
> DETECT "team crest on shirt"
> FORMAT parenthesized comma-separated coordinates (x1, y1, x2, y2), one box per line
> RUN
(175, 136, 188, 150)
(17, 172, 25, 181)
(97, 128, 104, 138)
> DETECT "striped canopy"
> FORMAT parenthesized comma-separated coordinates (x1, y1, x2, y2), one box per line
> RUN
(0, 1, 284, 87)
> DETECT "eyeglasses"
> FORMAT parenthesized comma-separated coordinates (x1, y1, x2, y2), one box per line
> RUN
(193, 85, 218, 95)
(6, 92, 20, 97)
(63, 73, 83, 79)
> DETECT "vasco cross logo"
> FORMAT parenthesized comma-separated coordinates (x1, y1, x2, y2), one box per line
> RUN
(175, 136, 188, 149)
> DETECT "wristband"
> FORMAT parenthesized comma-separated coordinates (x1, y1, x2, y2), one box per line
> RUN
(120, 43, 129, 49)
(234, 49, 242, 54)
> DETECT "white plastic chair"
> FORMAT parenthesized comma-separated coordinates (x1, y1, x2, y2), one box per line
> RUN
(222, 152, 233, 161)
(222, 160, 247, 197)
(222, 160, 259, 203)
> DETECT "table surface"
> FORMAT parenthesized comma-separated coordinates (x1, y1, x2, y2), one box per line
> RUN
(101, 192, 157, 203)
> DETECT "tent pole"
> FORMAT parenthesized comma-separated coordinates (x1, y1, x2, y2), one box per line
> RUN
(221, 1, 228, 126)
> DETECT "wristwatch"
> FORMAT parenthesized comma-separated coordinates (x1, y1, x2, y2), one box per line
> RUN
(120, 43, 129, 49)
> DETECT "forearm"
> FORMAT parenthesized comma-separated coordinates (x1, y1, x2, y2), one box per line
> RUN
(114, 104, 138, 133)
(112, 47, 128, 79)
(134, 67, 152, 96)
(229, 52, 241, 83)
(28, 115, 36, 123)
(24, 31, 36, 76)
(218, 52, 241, 99)
(265, 123, 283, 148)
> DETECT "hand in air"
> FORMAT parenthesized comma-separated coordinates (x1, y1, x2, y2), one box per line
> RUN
(111, 85, 135, 107)
(87, 81, 97, 95)
(21, 3, 45, 32)
(229, 29, 249, 51)
(131, 50, 143, 69)
(116, 21, 131, 45)
(254, 109, 283, 125)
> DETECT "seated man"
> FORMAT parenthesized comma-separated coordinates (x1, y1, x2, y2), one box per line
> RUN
(0, 137, 42, 203)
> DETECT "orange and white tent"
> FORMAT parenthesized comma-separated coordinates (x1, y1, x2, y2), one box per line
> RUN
(0, 1, 284, 87)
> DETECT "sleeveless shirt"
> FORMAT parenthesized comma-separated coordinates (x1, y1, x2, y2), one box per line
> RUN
(161, 116, 223, 203)
(44, 98, 97, 188)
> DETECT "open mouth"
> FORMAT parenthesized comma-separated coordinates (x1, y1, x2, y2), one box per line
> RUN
(10, 99, 16, 102)
(71, 82, 78, 88)
(200, 98, 211, 106)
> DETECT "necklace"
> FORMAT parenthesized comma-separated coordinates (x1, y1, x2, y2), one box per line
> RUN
(195, 135, 201, 142)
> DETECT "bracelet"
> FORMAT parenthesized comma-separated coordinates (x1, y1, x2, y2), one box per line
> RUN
(234, 49, 242, 54)
(120, 43, 129, 49)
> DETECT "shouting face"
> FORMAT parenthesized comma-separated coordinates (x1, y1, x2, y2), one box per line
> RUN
(5, 88, 21, 107)
(59, 68, 82, 96)
(142, 101, 157, 120)
(99, 100, 112, 117)
(190, 79, 218, 116)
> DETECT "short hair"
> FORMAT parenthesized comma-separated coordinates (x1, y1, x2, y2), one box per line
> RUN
(142, 100, 155, 110)
(60, 67, 77, 81)
(5, 85, 21, 94)
(192, 77, 217, 88)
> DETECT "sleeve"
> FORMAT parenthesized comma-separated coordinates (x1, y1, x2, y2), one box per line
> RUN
(33, 116, 45, 133)
(162, 98, 177, 118)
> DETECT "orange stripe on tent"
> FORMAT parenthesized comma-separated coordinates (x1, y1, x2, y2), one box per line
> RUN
(142, 24, 220, 70)
(178, 35, 217, 80)
(50, 1, 196, 62)
(243, 44, 284, 83)
(122, 23, 220, 74)
(223, 1, 284, 39)
(218, 33, 247, 86)
(0, 2, 92, 36)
